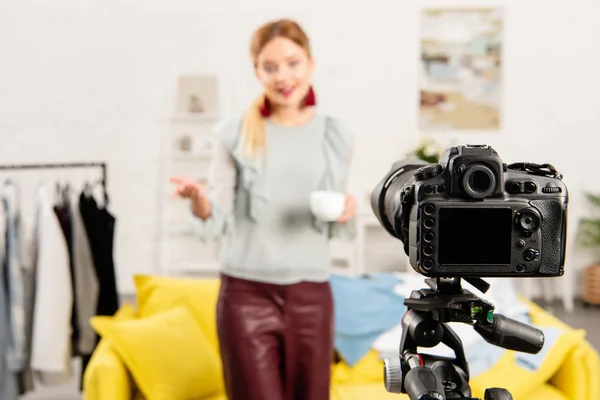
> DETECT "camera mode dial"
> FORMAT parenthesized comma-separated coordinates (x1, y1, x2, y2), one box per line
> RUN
(414, 164, 443, 182)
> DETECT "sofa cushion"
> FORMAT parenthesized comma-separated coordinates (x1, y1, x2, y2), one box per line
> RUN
(91, 304, 223, 400)
(526, 384, 569, 400)
(550, 339, 600, 400)
(134, 275, 221, 351)
(83, 304, 137, 400)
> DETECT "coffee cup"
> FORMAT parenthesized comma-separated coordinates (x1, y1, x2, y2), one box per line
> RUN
(310, 191, 346, 222)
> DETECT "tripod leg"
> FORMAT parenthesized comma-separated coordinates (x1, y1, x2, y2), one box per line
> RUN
(484, 388, 513, 400)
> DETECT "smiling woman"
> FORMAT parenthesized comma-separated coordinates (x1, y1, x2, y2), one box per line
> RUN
(169, 18, 357, 400)
(242, 19, 318, 155)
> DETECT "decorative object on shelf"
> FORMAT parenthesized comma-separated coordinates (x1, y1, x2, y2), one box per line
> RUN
(419, 7, 503, 131)
(188, 94, 205, 114)
(576, 192, 600, 306)
(179, 135, 193, 152)
(175, 74, 219, 117)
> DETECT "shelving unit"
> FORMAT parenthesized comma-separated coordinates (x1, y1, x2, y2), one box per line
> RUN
(158, 74, 222, 277)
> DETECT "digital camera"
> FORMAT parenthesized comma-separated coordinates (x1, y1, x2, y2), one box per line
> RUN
(370, 144, 568, 278)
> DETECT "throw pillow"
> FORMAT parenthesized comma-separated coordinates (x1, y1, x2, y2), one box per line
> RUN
(133, 275, 221, 351)
(90, 304, 223, 400)
(83, 303, 137, 400)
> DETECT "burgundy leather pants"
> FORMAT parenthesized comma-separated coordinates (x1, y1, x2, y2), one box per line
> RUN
(216, 273, 334, 400)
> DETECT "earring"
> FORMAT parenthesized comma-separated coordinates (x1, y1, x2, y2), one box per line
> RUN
(259, 95, 271, 117)
(303, 85, 316, 107)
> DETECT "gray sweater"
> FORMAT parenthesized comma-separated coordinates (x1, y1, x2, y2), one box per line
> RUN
(190, 112, 356, 285)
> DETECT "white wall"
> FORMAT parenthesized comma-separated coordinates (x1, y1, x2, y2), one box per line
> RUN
(1, 0, 599, 295)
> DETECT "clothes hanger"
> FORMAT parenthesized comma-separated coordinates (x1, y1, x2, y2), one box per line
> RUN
(55, 181, 63, 206)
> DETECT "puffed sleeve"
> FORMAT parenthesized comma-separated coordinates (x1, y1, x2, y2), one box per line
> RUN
(323, 116, 357, 240)
(189, 118, 240, 241)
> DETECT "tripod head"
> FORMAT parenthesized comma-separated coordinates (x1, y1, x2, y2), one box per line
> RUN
(384, 277, 545, 400)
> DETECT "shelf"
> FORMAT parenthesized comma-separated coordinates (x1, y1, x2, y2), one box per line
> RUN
(170, 152, 212, 161)
(169, 114, 220, 123)
(159, 73, 221, 277)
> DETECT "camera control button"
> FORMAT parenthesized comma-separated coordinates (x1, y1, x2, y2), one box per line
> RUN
(507, 181, 521, 194)
(524, 181, 537, 193)
(423, 246, 434, 256)
(423, 204, 436, 215)
(523, 248, 540, 262)
(516, 240, 526, 249)
(422, 259, 434, 270)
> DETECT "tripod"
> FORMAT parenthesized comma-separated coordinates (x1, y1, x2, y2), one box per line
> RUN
(383, 277, 545, 400)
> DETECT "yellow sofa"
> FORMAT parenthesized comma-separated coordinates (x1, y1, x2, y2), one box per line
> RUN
(82, 275, 600, 400)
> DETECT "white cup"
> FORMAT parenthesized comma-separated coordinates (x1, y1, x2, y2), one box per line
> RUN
(310, 191, 346, 222)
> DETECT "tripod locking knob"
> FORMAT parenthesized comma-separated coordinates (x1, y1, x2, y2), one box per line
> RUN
(383, 357, 403, 393)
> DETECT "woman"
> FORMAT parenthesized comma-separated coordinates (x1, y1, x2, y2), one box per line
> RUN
(170, 18, 356, 400)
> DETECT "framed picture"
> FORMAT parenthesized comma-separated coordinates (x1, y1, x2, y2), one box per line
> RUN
(419, 7, 503, 131)
(174, 74, 219, 117)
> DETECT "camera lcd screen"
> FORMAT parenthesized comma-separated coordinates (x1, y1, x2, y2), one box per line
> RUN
(438, 207, 512, 265)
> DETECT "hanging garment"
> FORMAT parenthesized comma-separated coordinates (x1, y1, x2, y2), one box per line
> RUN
(1, 181, 27, 373)
(78, 190, 118, 385)
(16, 189, 38, 396)
(0, 189, 19, 400)
(69, 190, 99, 356)
(30, 184, 74, 386)
(53, 187, 79, 356)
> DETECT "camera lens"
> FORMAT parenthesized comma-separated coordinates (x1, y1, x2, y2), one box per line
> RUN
(370, 159, 430, 242)
(461, 165, 497, 199)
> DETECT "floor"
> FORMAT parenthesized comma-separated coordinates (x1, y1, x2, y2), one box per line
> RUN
(21, 359, 82, 400)
(20, 299, 600, 400)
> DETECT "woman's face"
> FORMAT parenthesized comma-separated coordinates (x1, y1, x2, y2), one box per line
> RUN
(255, 36, 314, 109)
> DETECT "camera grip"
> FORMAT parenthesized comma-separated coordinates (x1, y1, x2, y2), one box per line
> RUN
(474, 314, 545, 354)
(531, 199, 566, 276)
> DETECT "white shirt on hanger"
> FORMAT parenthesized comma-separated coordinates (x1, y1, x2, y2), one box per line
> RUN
(29, 183, 73, 383)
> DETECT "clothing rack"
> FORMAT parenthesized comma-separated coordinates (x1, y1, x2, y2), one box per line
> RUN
(0, 161, 108, 201)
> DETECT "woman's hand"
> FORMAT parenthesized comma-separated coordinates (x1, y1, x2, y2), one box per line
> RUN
(170, 176, 205, 199)
(337, 194, 357, 223)
(169, 176, 211, 219)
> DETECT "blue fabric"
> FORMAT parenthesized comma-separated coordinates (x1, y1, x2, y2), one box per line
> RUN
(514, 326, 564, 371)
(330, 273, 407, 366)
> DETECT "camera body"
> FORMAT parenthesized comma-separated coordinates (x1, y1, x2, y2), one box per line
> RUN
(371, 144, 568, 278)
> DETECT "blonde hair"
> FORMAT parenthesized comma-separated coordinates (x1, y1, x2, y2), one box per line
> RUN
(242, 19, 312, 158)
